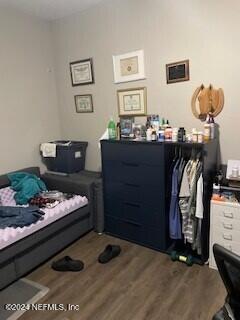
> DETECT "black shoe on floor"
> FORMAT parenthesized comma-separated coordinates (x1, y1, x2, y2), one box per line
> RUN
(51, 256, 84, 272)
(98, 244, 121, 264)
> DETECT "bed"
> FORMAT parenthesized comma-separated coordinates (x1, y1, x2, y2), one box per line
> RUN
(0, 167, 92, 290)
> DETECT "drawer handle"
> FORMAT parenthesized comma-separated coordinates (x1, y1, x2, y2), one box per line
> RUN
(223, 212, 233, 218)
(124, 202, 140, 208)
(222, 234, 232, 241)
(122, 161, 139, 167)
(223, 223, 233, 230)
(124, 219, 141, 227)
(124, 183, 140, 188)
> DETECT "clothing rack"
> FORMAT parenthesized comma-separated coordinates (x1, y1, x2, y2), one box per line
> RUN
(166, 140, 219, 263)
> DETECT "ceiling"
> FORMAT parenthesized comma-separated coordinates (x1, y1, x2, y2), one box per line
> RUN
(0, 0, 106, 21)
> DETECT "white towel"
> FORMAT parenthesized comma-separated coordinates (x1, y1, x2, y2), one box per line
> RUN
(40, 143, 57, 157)
(98, 129, 109, 148)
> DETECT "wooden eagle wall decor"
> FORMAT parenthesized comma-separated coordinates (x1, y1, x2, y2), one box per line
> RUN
(191, 84, 224, 121)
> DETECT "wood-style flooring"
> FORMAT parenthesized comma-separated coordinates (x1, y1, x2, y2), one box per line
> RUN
(20, 232, 225, 320)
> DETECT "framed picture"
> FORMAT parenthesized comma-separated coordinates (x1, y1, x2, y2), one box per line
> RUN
(70, 58, 94, 86)
(166, 59, 189, 84)
(120, 117, 134, 138)
(75, 94, 93, 113)
(112, 50, 145, 83)
(117, 87, 147, 116)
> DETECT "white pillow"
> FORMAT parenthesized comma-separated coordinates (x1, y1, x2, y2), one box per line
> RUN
(0, 186, 16, 206)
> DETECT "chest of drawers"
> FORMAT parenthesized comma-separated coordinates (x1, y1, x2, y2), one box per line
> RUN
(209, 200, 240, 269)
(101, 140, 170, 251)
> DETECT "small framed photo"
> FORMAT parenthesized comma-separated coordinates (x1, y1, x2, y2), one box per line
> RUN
(75, 94, 93, 113)
(120, 117, 134, 138)
(70, 58, 94, 86)
(166, 59, 189, 84)
(112, 50, 145, 83)
(117, 87, 147, 116)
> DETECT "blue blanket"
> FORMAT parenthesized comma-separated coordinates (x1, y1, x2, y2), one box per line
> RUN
(8, 172, 47, 205)
(0, 206, 45, 228)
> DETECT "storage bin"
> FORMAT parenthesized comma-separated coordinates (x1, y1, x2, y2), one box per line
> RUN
(42, 141, 88, 173)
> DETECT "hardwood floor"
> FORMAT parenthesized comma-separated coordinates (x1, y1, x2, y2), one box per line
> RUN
(21, 232, 225, 320)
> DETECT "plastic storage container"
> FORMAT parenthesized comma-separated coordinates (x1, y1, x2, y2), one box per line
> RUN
(42, 141, 88, 174)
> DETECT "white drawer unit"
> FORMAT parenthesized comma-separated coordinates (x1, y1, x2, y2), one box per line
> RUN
(209, 200, 240, 270)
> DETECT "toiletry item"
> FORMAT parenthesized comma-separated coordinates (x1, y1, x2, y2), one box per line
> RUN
(165, 127, 172, 141)
(209, 116, 215, 139)
(172, 128, 178, 142)
(178, 127, 186, 142)
(116, 122, 121, 140)
(213, 183, 221, 195)
(158, 129, 165, 141)
(204, 123, 211, 141)
(192, 128, 198, 143)
(151, 130, 157, 141)
(108, 118, 116, 140)
(159, 118, 165, 130)
(197, 132, 203, 143)
(146, 128, 152, 141)
(186, 133, 192, 142)
(232, 166, 239, 178)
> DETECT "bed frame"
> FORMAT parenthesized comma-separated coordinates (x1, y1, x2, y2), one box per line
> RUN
(0, 167, 92, 290)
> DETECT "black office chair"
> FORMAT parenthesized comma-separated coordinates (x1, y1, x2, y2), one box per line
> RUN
(212, 244, 240, 320)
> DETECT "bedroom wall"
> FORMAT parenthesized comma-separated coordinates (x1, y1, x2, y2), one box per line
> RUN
(0, 7, 61, 174)
(52, 0, 240, 171)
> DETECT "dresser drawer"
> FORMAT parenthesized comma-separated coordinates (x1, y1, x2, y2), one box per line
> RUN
(105, 215, 144, 243)
(105, 195, 164, 227)
(211, 203, 240, 221)
(212, 227, 240, 244)
(209, 240, 240, 270)
(212, 215, 240, 232)
(104, 181, 164, 206)
(103, 160, 164, 186)
(101, 142, 164, 166)
(210, 239, 240, 260)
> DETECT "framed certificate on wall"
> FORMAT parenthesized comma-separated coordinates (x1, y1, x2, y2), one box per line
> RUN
(70, 58, 94, 86)
(113, 50, 145, 83)
(75, 94, 93, 113)
(117, 87, 147, 116)
(166, 59, 189, 84)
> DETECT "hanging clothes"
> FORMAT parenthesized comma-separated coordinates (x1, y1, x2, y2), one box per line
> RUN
(179, 162, 191, 243)
(179, 157, 203, 249)
(195, 174, 203, 254)
(169, 157, 186, 239)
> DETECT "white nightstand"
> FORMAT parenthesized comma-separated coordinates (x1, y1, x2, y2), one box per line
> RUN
(209, 200, 240, 269)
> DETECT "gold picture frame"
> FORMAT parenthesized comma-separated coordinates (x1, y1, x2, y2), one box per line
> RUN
(117, 87, 147, 116)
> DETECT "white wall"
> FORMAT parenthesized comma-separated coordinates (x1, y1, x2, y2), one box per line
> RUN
(0, 7, 61, 174)
(52, 0, 240, 170)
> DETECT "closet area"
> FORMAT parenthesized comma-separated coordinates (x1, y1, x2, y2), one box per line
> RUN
(101, 139, 218, 262)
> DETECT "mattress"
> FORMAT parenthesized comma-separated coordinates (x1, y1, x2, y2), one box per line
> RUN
(0, 195, 88, 250)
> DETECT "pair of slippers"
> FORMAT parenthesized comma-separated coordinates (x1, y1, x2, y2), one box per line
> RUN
(51, 244, 121, 272)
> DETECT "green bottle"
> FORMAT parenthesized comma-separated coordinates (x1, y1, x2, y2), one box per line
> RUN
(108, 117, 116, 140)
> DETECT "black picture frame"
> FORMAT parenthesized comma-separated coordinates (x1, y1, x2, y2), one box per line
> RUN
(75, 94, 93, 113)
(70, 58, 94, 86)
(166, 59, 189, 84)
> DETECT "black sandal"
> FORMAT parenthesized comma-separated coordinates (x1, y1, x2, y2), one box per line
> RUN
(51, 256, 84, 272)
(98, 245, 121, 264)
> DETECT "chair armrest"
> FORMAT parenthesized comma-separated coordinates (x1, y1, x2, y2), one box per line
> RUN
(41, 173, 92, 199)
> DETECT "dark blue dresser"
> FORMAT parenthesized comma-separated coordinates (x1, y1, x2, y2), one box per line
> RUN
(101, 139, 218, 259)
